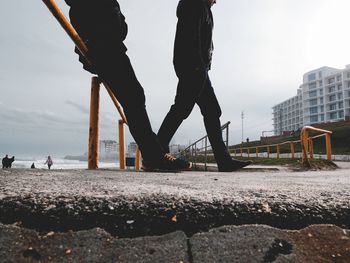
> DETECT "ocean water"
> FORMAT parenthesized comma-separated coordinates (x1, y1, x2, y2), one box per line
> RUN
(11, 157, 119, 170)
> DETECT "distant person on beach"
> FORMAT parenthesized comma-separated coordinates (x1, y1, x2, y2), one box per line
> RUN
(44, 156, 53, 170)
(64, 0, 190, 172)
(2, 154, 15, 169)
(31, 163, 36, 169)
(157, 0, 252, 172)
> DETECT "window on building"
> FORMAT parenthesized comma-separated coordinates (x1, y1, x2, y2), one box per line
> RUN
(328, 86, 336, 93)
(320, 105, 324, 112)
(329, 103, 337, 111)
(336, 75, 342, 82)
(320, 97, 324, 104)
(310, 107, 318, 114)
(329, 94, 336, 102)
(309, 90, 317, 97)
(319, 80, 323, 87)
(330, 112, 337, 120)
(310, 115, 318, 123)
(320, 89, 323, 96)
(339, 111, 344, 118)
(347, 72, 350, 79)
(328, 77, 335, 84)
(348, 82, 350, 88)
(338, 93, 343, 100)
(339, 101, 344, 109)
(318, 71, 322, 79)
(310, 99, 318, 106)
(308, 73, 316, 82)
(320, 114, 324, 121)
(338, 84, 342, 91)
(309, 82, 317, 89)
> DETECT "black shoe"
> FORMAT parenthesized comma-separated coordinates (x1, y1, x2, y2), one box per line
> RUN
(142, 153, 192, 172)
(218, 159, 252, 172)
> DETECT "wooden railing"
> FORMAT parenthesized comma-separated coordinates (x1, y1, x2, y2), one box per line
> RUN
(232, 126, 333, 166)
(42, 0, 140, 170)
(300, 126, 332, 165)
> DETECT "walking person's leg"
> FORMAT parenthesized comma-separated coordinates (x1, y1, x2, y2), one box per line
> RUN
(196, 75, 252, 171)
(157, 70, 207, 152)
(97, 52, 165, 164)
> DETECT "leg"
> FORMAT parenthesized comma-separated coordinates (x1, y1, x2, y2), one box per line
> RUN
(158, 70, 207, 152)
(197, 75, 252, 171)
(95, 52, 164, 163)
(196, 75, 230, 167)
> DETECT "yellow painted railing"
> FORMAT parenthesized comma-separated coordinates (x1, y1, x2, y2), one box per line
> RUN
(233, 126, 332, 166)
(300, 126, 332, 165)
(42, 0, 141, 170)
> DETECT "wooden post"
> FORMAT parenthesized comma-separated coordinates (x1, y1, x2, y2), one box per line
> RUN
(240, 148, 243, 157)
(88, 77, 100, 169)
(326, 134, 332, 161)
(267, 146, 270, 159)
(247, 148, 250, 158)
(276, 145, 280, 159)
(204, 137, 208, 171)
(256, 147, 259, 158)
(135, 145, 141, 170)
(301, 129, 309, 164)
(119, 120, 126, 169)
(290, 142, 295, 160)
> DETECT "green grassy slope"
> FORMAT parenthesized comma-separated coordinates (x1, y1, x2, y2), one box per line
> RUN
(229, 121, 350, 155)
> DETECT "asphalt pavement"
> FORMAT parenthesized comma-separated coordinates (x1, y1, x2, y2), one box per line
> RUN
(1, 164, 349, 262)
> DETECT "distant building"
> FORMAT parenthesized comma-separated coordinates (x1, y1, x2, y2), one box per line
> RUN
(127, 142, 137, 157)
(100, 140, 118, 161)
(273, 65, 350, 135)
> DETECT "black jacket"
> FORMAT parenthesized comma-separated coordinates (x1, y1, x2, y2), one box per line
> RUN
(65, 0, 128, 54)
(174, 0, 214, 73)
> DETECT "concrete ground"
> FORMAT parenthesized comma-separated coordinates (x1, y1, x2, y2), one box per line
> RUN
(0, 163, 350, 262)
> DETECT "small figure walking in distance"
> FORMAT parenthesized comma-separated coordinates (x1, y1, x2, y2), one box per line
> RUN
(44, 156, 53, 170)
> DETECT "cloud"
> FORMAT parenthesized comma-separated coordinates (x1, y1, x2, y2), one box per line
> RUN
(0, 104, 87, 133)
(65, 100, 90, 114)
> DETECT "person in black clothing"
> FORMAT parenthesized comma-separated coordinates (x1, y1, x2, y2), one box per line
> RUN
(157, 0, 252, 172)
(64, 0, 190, 171)
(2, 155, 15, 169)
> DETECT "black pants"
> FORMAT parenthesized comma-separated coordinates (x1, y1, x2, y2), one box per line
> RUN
(70, 2, 164, 163)
(92, 50, 165, 163)
(157, 70, 231, 166)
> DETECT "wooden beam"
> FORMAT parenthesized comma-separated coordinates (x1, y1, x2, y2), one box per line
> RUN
(119, 120, 126, 170)
(88, 77, 100, 169)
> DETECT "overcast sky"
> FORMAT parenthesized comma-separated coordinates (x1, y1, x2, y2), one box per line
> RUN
(1, 0, 350, 157)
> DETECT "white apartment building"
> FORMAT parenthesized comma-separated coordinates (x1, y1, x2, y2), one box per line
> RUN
(273, 65, 350, 135)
